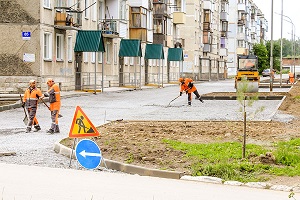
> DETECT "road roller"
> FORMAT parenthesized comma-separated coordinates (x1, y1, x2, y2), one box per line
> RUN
(234, 54, 259, 93)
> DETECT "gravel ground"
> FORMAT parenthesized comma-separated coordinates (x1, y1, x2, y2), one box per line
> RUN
(0, 77, 292, 169)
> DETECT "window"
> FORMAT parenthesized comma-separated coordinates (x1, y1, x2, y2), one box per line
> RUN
(84, 52, 88, 62)
(92, 0, 97, 21)
(120, 0, 126, 20)
(220, 37, 226, 48)
(114, 43, 117, 65)
(91, 52, 96, 63)
(106, 43, 110, 63)
(68, 0, 73, 7)
(131, 7, 147, 28)
(238, 40, 244, 48)
(44, 32, 52, 60)
(56, 34, 64, 61)
(44, 0, 50, 8)
(98, 52, 103, 63)
(67, 36, 72, 62)
(203, 10, 211, 23)
(203, 31, 211, 44)
(221, 21, 228, 32)
(85, 0, 89, 19)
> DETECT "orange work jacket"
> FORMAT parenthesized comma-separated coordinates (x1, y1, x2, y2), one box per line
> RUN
(47, 83, 61, 111)
(180, 78, 197, 93)
(23, 87, 43, 108)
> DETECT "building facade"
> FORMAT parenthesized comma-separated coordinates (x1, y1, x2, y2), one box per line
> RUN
(0, 0, 267, 93)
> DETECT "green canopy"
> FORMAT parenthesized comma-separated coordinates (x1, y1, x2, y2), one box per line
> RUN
(145, 44, 164, 59)
(167, 48, 183, 61)
(119, 39, 142, 57)
(74, 30, 105, 52)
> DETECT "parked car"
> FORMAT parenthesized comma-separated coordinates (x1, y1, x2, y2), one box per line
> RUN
(262, 69, 275, 77)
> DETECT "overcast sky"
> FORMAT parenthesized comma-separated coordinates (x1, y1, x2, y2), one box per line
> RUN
(252, 0, 299, 40)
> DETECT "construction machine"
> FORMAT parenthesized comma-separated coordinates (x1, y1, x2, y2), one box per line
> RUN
(235, 54, 259, 92)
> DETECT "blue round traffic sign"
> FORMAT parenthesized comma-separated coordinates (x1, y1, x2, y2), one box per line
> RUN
(75, 139, 102, 170)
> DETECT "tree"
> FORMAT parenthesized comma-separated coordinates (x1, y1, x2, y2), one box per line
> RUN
(252, 43, 268, 73)
(236, 76, 264, 159)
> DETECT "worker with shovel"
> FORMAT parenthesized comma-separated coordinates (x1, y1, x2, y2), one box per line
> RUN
(44, 78, 61, 134)
(23, 80, 43, 133)
(179, 77, 204, 106)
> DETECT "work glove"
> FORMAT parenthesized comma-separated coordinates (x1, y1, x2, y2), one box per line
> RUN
(44, 93, 49, 97)
(179, 92, 182, 96)
(22, 102, 25, 108)
(186, 91, 188, 94)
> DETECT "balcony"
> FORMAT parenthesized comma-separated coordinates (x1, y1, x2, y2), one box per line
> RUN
(237, 47, 248, 55)
(203, 22, 211, 31)
(203, 0, 213, 10)
(54, 12, 81, 30)
(174, 38, 185, 48)
(238, 19, 245, 25)
(237, 3, 246, 11)
(99, 19, 119, 38)
(203, 44, 211, 52)
(173, 12, 186, 24)
(153, 2, 167, 15)
(220, 11, 228, 21)
(219, 48, 228, 56)
(221, 31, 227, 37)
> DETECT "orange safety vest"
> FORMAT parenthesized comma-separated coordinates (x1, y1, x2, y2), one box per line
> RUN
(180, 78, 197, 93)
(47, 83, 61, 111)
(23, 87, 42, 108)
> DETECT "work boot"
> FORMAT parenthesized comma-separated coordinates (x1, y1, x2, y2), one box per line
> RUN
(188, 102, 191, 106)
(33, 125, 41, 132)
(47, 129, 54, 134)
(54, 125, 60, 133)
(25, 127, 31, 133)
(199, 98, 204, 103)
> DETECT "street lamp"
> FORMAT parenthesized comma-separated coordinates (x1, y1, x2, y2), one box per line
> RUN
(270, 0, 274, 92)
(275, 12, 296, 79)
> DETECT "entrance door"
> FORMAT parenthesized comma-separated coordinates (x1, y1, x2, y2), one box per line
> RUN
(75, 52, 82, 90)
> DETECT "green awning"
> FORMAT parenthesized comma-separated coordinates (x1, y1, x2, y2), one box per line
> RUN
(74, 30, 105, 52)
(167, 48, 183, 61)
(145, 44, 164, 59)
(119, 39, 142, 57)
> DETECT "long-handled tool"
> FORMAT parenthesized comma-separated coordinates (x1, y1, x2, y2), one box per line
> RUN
(168, 95, 181, 106)
(40, 98, 63, 118)
(19, 94, 28, 125)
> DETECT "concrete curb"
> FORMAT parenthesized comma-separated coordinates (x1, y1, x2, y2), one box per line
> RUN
(53, 141, 300, 193)
(53, 141, 184, 179)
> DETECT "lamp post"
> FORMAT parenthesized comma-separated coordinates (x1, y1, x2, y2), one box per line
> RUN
(275, 12, 296, 78)
(280, 0, 283, 87)
(270, 0, 274, 92)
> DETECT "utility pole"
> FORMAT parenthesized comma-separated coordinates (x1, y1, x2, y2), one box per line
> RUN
(270, 0, 274, 92)
(280, 0, 283, 87)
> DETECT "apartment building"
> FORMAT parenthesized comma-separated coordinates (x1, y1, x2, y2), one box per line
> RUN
(227, 0, 268, 76)
(0, 0, 267, 93)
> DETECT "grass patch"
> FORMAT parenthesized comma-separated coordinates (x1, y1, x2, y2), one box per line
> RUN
(163, 138, 300, 183)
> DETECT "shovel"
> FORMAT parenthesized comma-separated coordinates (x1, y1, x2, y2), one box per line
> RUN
(19, 94, 28, 125)
(168, 95, 181, 106)
(40, 98, 63, 118)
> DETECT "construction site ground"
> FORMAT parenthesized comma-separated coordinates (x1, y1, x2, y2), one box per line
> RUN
(60, 80, 300, 187)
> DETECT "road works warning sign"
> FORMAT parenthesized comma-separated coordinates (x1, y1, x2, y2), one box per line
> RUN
(69, 106, 100, 138)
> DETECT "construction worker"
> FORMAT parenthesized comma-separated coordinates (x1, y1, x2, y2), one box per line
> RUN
(23, 80, 43, 133)
(288, 71, 295, 84)
(44, 78, 61, 134)
(179, 77, 204, 106)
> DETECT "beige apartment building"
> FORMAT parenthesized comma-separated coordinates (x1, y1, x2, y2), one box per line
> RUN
(0, 0, 266, 93)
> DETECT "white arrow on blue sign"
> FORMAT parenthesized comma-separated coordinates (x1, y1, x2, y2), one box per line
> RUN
(75, 139, 102, 170)
(22, 32, 31, 40)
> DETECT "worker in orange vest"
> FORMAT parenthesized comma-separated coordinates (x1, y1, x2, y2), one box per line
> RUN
(179, 77, 204, 106)
(288, 71, 295, 84)
(44, 78, 61, 134)
(23, 80, 43, 133)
